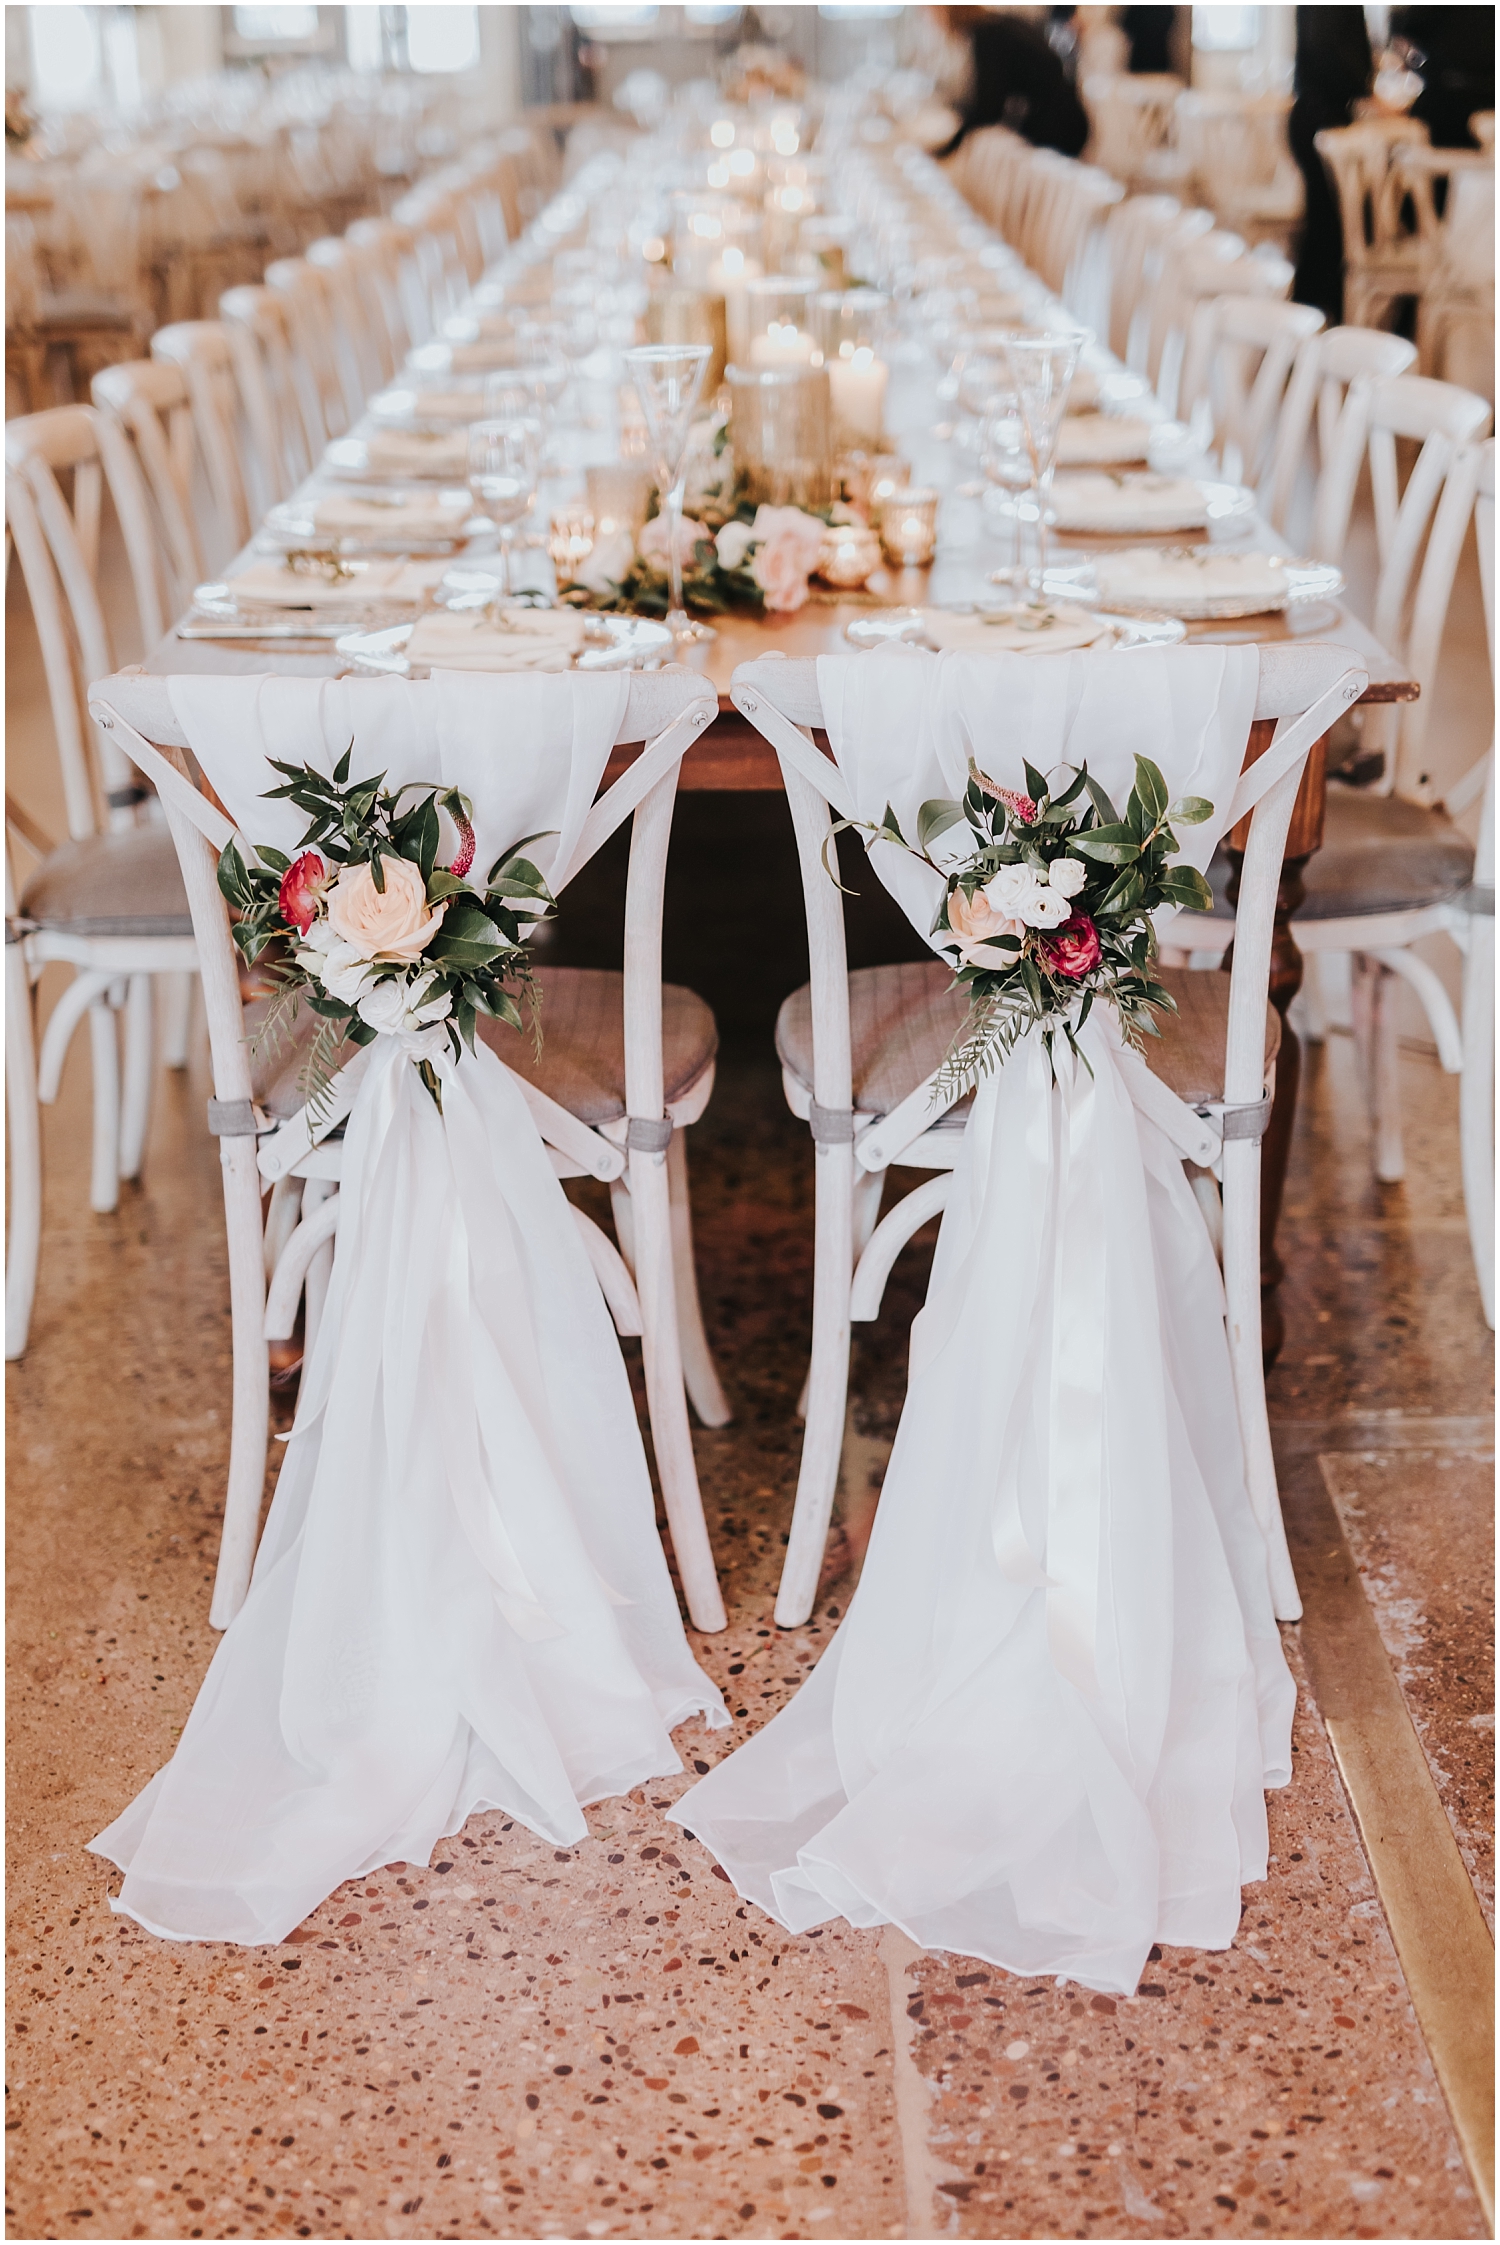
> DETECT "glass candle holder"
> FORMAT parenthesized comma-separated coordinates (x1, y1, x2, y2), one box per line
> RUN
(878, 487, 940, 568)
(742, 273, 821, 363)
(549, 506, 595, 585)
(813, 287, 890, 361)
(585, 462, 652, 540)
(846, 450, 909, 517)
(644, 287, 728, 392)
(726, 363, 833, 509)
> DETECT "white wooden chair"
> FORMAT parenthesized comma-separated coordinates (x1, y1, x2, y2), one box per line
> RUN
(1099, 192, 1188, 364)
(87, 669, 733, 1635)
(4, 408, 197, 1357)
(344, 216, 427, 358)
(146, 323, 259, 567)
(217, 284, 320, 503)
(263, 257, 353, 445)
(1262, 324, 1420, 544)
(304, 236, 387, 418)
(1458, 442, 1494, 1324)
(1314, 120, 1430, 331)
(1176, 294, 1326, 490)
(1174, 89, 1304, 252)
(729, 643, 1366, 1627)
(1150, 236, 1293, 423)
(1182, 383, 1492, 1189)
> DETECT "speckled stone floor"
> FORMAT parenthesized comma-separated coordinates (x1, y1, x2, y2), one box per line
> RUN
(8, 954, 1492, 2242)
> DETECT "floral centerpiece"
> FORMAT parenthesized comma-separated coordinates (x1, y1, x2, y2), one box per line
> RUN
(849, 753, 1214, 1092)
(217, 749, 554, 1110)
(564, 501, 879, 619)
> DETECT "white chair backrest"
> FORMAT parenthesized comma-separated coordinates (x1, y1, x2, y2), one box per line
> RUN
(1143, 222, 1244, 400)
(4, 407, 141, 838)
(305, 237, 383, 418)
(264, 257, 350, 444)
(218, 283, 319, 501)
(1397, 431, 1493, 797)
(86, 668, 718, 1146)
(89, 359, 204, 636)
(344, 216, 420, 362)
(1101, 192, 1181, 362)
(1314, 120, 1428, 274)
(1311, 369, 1493, 583)
(728, 644, 1365, 1140)
(1177, 294, 1325, 488)
(1263, 323, 1419, 540)
(148, 321, 256, 565)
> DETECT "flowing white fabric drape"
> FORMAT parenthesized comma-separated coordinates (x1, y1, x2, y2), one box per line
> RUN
(91, 673, 725, 1945)
(674, 646, 1295, 1996)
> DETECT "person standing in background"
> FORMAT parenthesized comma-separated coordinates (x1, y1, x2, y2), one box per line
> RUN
(932, 6, 1091, 157)
(1289, 6, 1374, 321)
(1120, 6, 1178, 75)
(1389, 7, 1496, 144)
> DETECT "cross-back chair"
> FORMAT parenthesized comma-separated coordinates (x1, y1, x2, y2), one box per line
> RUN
(305, 236, 388, 413)
(1176, 294, 1325, 490)
(1262, 324, 1419, 544)
(147, 322, 260, 565)
(86, 669, 733, 1637)
(4, 407, 198, 1357)
(264, 256, 353, 445)
(1313, 120, 1429, 331)
(730, 643, 1367, 1629)
(217, 284, 321, 503)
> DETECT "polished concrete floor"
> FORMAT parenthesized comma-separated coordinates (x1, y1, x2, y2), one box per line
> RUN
(6, 500, 1495, 2240)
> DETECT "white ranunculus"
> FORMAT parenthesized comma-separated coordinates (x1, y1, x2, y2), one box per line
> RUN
(296, 921, 372, 1003)
(1020, 885, 1073, 929)
(715, 519, 755, 571)
(356, 972, 453, 1040)
(1047, 856, 1087, 898)
(984, 862, 1044, 919)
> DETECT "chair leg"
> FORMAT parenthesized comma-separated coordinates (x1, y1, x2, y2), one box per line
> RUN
(629, 1141, 726, 1634)
(86, 998, 121, 1214)
(1221, 1135, 1301, 1620)
(118, 974, 154, 1183)
(776, 1138, 854, 1631)
(160, 969, 194, 1069)
(209, 1137, 272, 1631)
(1460, 913, 1495, 1329)
(1371, 960, 1406, 1183)
(5, 944, 43, 1361)
(608, 1175, 636, 1275)
(666, 1128, 731, 1429)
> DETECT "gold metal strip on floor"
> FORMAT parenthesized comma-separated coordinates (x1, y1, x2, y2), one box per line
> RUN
(1271, 1414, 1495, 1456)
(1277, 1440, 1495, 2230)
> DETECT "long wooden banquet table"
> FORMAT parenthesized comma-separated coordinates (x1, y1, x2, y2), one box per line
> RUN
(137, 135, 1418, 1354)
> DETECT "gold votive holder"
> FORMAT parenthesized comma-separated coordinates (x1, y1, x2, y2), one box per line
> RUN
(878, 487, 940, 568)
(844, 450, 909, 516)
(585, 462, 652, 539)
(645, 287, 728, 392)
(549, 506, 596, 585)
(817, 517, 882, 589)
(726, 361, 833, 509)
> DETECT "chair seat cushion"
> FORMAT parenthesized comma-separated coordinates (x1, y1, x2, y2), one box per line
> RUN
(776, 960, 1278, 1122)
(477, 965, 717, 1125)
(1294, 786, 1475, 921)
(20, 825, 192, 938)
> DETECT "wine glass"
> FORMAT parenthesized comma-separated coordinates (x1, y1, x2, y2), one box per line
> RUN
(1000, 328, 1086, 591)
(622, 341, 713, 646)
(974, 386, 1032, 584)
(466, 418, 539, 603)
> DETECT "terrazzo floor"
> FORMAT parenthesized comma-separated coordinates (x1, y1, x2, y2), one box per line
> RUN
(7, 980, 1492, 2241)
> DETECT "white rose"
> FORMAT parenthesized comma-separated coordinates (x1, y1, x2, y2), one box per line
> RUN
(295, 920, 372, 1003)
(983, 863, 1044, 919)
(1047, 856, 1087, 898)
(355, 971, 453, 1045)
(1020, 885, 1073, 929)
(715, 519, 755, 571)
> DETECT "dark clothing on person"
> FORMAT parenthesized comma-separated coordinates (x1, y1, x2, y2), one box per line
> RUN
(1390, 7, 1496, 145)
(1120, 6, 1177, 76)
(1289, 5, 1373, 320)
(938, 11, 1091, 157)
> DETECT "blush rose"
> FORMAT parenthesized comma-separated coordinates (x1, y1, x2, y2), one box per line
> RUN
(947, 883, 1022, 967)
(325, 855, 446, 962)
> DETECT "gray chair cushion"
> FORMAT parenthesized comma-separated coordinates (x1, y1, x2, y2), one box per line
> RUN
(776, 960, 1278, 1120)
(1295, 786, 1474, 921)
(478, 965, 718, 1125)
(19, 825, 192, 938)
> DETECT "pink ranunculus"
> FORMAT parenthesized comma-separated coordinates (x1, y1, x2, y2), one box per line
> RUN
(749, 507, 827, 613)
(1044, 912, 1102, 980)
(447, 808, 475, 880)
(278, 851, 330, 933)
(946, 882, 1023, 968)
(638, 512, 708, 572)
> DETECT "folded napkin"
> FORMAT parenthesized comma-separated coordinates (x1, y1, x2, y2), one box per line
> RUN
(1050, 471, 1207, 533)
(372, 386, 486, 424)
(220, 557, 448, 609)
(916, 602, 1110, 655)
(1056, 415, 1154, 468)
(407, 606, 587, 672)
(363, 429, 471, 479)
(1093, 547, 1289, 614)
(311, 492, 471, 540)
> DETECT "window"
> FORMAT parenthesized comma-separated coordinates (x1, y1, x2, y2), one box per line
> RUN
(29, 5, 104, 110)
(1191, 6, 1260, 52)
(232, 4, 320, 40)
(569, 5, 660, 30)
(406, 4, 480, 74)
(344, 4, 385, 71)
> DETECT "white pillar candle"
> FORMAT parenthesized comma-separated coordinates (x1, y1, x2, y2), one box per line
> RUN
(828, 347, 888, 445)
(749, 322, 819, 369)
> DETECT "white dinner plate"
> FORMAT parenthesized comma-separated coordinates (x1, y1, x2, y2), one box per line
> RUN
(336, 608, 673, 675)
(845, 602, 1187, 653)
(1044, 548, 1346, 620)
(1047, 473, 1255, 535)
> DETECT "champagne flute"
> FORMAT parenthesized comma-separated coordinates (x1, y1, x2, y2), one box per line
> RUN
(466, 418, 539, 603)
(1001, 328, 1086, 592)
(974, 385, 1032, 584)
(622, 341, 713, 646)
